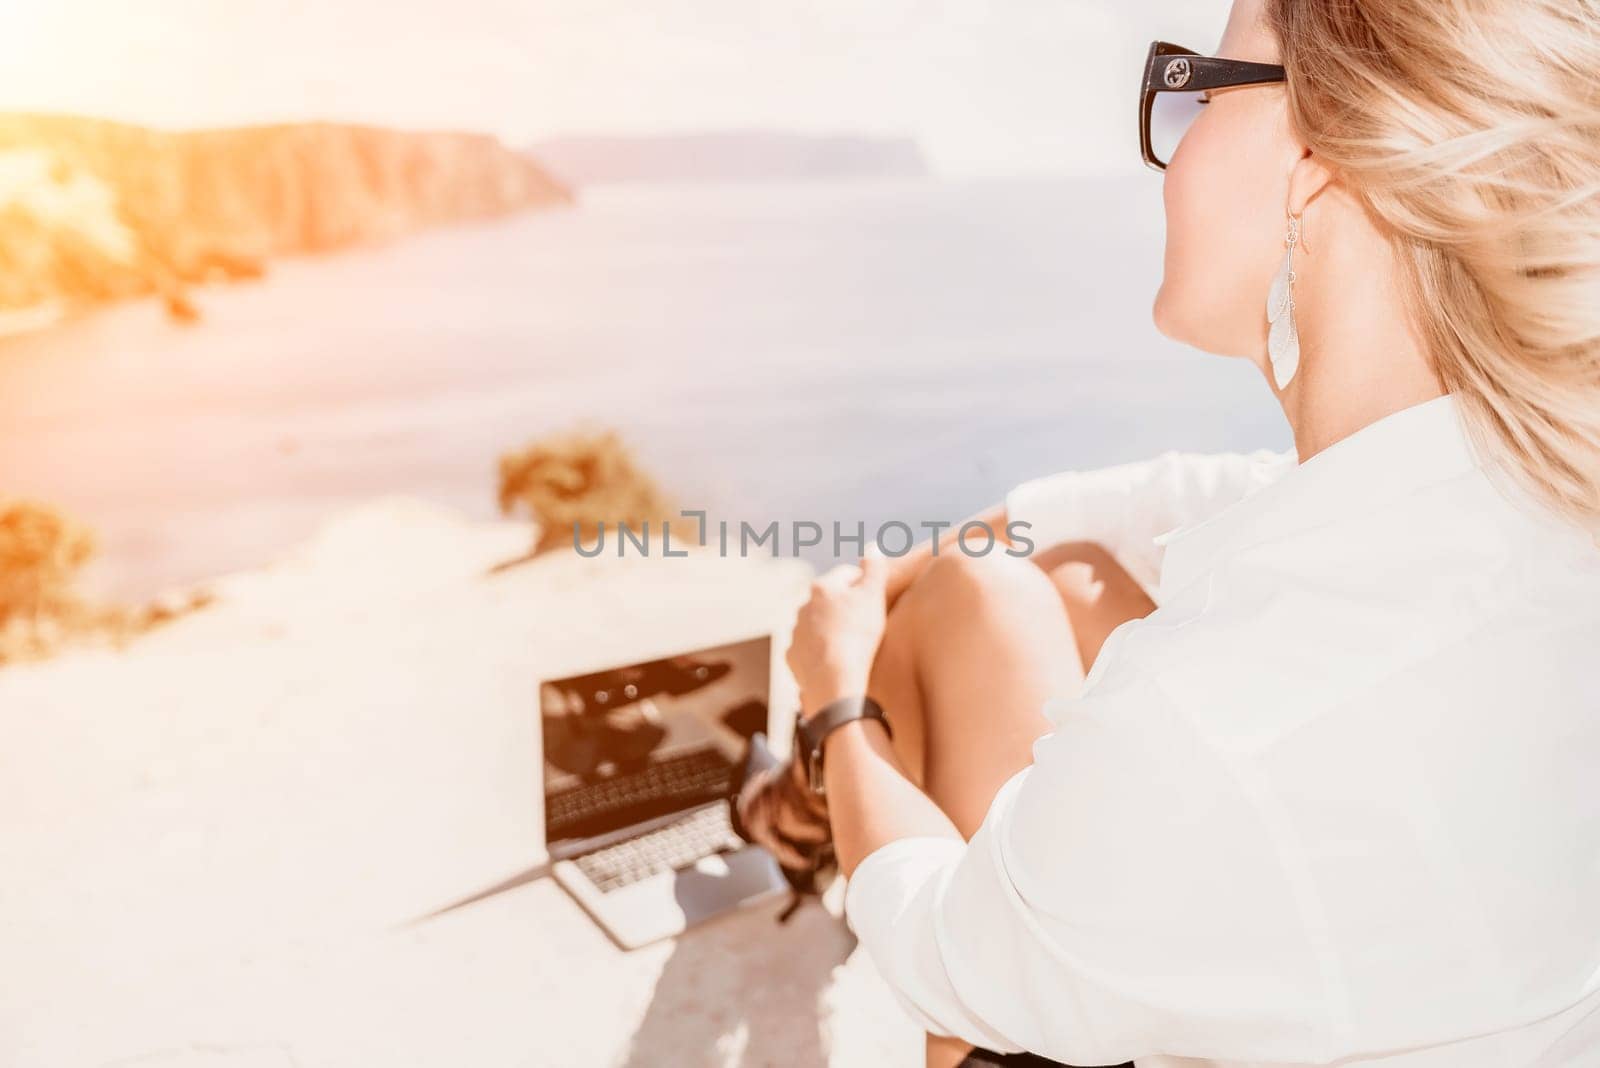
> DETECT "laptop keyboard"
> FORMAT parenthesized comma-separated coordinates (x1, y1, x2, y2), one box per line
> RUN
(573, 803, 745, 894)
(545, 747, 733, 843)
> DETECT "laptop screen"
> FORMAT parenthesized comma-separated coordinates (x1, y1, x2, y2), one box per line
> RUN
(540, 635, 771, 847)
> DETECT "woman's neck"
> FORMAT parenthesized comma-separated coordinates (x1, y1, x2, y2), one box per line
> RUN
(1277, 214, 1446, 465)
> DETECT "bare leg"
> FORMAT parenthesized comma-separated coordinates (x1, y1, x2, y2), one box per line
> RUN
(868, 543, 1153, 833)
(856, 544, 1155, 1066)
(867, 550, 1077, 834)
(926, 1032, 977, 1068)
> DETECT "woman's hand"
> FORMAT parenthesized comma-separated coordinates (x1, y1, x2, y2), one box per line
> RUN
(786, 556, 891, 721)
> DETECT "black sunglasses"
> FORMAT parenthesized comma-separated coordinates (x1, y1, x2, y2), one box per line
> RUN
(1140, 41, 1286, 172)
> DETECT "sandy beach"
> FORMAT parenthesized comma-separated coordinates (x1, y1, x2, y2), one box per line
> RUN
(0, 497, 925, 1067)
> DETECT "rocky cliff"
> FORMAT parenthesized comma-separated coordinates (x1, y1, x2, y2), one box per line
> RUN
(0, 114, 572, 320)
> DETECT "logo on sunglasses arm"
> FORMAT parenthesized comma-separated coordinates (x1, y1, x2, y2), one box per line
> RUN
(1163, 57, 1193, 89)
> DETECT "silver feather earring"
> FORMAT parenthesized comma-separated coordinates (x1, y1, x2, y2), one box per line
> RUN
(1266, 211, 1301, 390)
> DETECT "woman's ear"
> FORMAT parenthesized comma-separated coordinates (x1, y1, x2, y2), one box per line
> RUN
(1287, 151, 1336, 254)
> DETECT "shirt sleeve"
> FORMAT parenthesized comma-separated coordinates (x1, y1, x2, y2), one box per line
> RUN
(1004, 447, 1295, 600)
(841, 671, 1330, 1065)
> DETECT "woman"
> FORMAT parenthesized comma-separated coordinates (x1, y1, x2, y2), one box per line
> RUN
(735, 0, 1600, 1065)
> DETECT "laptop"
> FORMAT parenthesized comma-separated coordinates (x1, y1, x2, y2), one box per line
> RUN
(539, 634, 790, 949)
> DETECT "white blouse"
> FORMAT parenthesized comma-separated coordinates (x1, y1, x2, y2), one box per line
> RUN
(843, 393, 1600, 1067)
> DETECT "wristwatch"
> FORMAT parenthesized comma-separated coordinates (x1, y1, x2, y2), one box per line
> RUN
(798, 694, 892, 796)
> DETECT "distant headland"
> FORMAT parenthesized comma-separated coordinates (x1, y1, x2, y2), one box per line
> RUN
(527, 129, 930, 187)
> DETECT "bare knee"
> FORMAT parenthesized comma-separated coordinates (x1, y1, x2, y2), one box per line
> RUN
(903, 547, 1058, 623)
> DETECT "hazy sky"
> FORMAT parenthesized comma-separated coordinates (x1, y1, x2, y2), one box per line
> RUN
(0, 0, 1230, 176)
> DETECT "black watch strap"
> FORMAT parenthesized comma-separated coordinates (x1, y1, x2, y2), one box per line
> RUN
(798, 695, 891, 795)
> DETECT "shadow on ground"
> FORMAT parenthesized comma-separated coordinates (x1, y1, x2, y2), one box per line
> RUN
(618, 896, 857, 1067)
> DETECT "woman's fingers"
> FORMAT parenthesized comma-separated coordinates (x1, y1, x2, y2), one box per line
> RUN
(813, 562, 860, 592)
(812, 556, 890, 594)
(854, 553, 891, 590)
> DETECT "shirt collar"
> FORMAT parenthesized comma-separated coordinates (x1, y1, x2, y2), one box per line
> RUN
(1153, 392, 1482, 602)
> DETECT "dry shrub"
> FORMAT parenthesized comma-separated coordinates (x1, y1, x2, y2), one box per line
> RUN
(0, 500, 211, 665)
(497, 429, 674, 554)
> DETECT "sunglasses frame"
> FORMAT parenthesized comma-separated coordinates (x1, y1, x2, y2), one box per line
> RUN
(1140, 40, 1286, 172)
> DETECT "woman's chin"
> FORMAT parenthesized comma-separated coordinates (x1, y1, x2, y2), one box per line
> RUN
(1151, 287, 1198, 346)
(1151, 287, 1173, 339)
(1152, 289, 1252, 360)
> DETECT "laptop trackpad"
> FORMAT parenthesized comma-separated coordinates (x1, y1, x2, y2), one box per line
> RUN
(673, 845, 786, 924)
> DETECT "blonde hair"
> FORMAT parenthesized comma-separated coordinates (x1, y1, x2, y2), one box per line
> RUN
(1266, 0, 1600, 537)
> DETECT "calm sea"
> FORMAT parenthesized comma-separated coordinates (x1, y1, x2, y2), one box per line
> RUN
(0, 176, 1290, 599)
